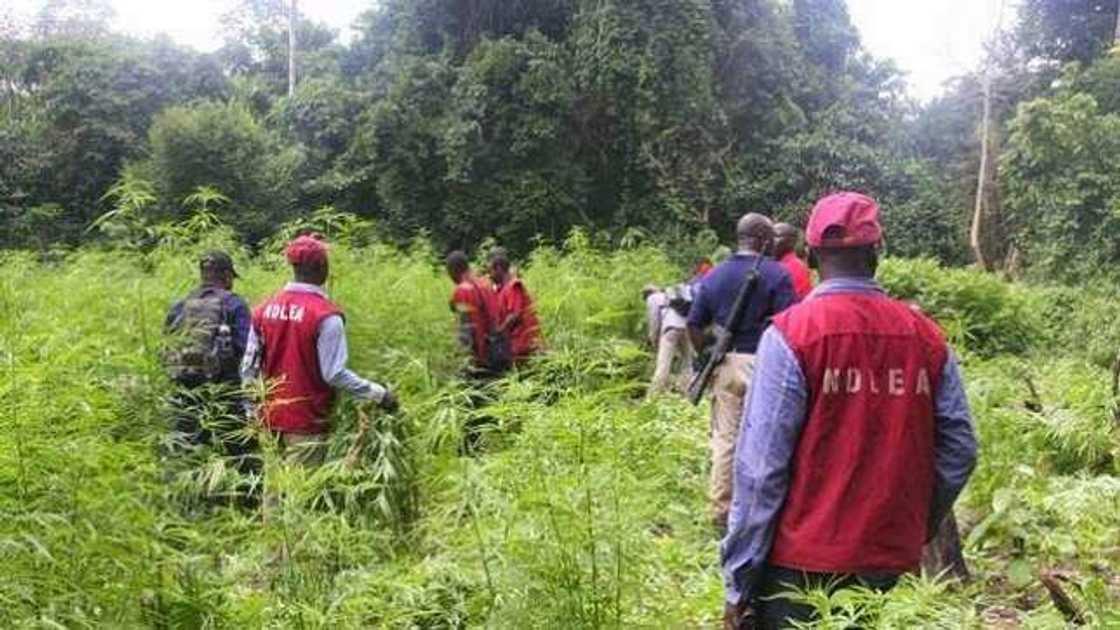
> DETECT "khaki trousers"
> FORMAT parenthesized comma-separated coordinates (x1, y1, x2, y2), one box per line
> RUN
(650, 327, 693, 395)
(279, 432, 328, 467)
(264, 432, 328, 517)
(709, 352, 755, 527)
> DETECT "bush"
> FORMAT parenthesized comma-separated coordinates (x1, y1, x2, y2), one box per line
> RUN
(878, 258, 1044, 356)
(1031, 284, 1120, 369)
(146, 100, 302, 242)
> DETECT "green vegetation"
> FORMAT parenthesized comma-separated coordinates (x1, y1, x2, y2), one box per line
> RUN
(1, 213, 1118, 627)
(3, 0, 1117, 275)
(3, 0, 1120, 626)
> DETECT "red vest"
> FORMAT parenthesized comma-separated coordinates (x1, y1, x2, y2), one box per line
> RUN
(496, 278, 541, 359)
(451, 277, 500, 367)
(769, 291, 948, 574)
(252, 289, 342, 434)
(779, 252, 814, 301)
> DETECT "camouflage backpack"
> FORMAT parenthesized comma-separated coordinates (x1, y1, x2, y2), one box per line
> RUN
(164, 288, 237, 385)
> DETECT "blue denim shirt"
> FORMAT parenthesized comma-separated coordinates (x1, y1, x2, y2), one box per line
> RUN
(720, 277, 978, 605)
(688, 253, 796, 353)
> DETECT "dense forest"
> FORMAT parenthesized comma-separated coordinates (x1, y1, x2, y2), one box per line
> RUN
(2, 0, 1119, 274)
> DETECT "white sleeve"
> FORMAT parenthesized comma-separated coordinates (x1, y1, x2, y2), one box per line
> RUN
(646, 294, 664, 344)
(240, 325, 262, 384)
(317, 315, 387, 402)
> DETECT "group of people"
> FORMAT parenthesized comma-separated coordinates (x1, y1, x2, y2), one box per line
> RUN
(658, 193, 978, 629)
(164, 192, 980, 629)
(643, 221, 813, 398)
(445, 248, 541, 376)
(162, 237, 541, 488)
(163, 237, 397, 486)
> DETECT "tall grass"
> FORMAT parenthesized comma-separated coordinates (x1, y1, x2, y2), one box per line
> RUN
(0, 219, 1117, 627)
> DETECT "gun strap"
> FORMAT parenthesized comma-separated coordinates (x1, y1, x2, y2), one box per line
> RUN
(721, 254, 765, 335)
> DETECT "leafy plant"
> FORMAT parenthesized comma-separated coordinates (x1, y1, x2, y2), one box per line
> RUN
(1, 219, 1118, 627)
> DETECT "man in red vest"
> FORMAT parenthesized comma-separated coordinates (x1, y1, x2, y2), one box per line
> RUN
(773, 223, 813, 301)
(721, 193, 978, 629)
(242, 235, 398, 465)
(487, 247, 541, 363)
(446, 251, 504, 375)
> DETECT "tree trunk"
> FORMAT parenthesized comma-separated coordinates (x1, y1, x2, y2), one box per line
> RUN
(1040, 571, 1086, 625)
(288, 0, 297, 97)
(1111, 0, 1120, 45)
(971, 73, 992, 270)
(972, 0, 1011, 271)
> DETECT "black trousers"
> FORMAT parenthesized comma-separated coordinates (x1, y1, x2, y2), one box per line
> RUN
(166, 382, 262, 506)
(753, 565, 899, 630)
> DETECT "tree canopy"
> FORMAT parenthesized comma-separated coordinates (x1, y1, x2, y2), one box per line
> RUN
(2, 0, 1120, 274)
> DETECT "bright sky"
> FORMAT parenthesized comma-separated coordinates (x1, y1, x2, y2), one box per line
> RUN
(848, 0, 1012, 100)
(7, 0, 1009, 101)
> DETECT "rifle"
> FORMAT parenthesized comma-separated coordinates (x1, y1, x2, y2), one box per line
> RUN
(687, 255, 764, 405)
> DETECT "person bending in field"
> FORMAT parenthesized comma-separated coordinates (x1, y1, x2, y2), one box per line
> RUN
(688, 213, 796, 530)
(163, 250, 260, 505)
(241, 235, 398, 467)
(446, 251, 507, 376)
(773, 223, 813, 302)
(487, 248, 541, 364)
(720, 193, 978, 630)
(643, 283, 694, 395)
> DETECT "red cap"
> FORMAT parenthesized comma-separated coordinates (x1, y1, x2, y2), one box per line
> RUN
(285, 235, 329, 265)
(806, 192, 883, 248)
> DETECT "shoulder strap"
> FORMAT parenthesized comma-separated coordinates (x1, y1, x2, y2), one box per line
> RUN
(721, 255, 765, 332)
(185, 286, 209, 301)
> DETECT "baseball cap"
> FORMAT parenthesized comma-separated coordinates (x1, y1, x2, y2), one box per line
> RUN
(285, 234, 329, 265)
(806, 192, 883, 248)
(200, 250, 239, 278)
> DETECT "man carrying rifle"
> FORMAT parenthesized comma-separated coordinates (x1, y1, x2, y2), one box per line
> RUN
(688, 214, 796, 530)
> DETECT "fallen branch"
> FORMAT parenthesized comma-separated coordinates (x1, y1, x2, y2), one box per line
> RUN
(1039, 570, 1085, 625)
(921, 513, 970, 581)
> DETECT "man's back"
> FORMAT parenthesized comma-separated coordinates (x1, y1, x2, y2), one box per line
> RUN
(688, 253, 795, 353)
(496, 277, 540, 359)
(779, 252, 813, 301)
(451, 276, 501, 367)
(164, 286, 249, 386)
(253, 287, 341, 433)
(688, 248, 796, 528)
(769, 290, 948, 572)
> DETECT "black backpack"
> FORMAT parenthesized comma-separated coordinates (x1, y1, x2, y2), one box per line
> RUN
(472, 283, 513, 374)
(666, 283, 694, 317)
(164, 288, 237, 385)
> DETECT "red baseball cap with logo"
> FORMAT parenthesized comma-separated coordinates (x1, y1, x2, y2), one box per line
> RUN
(285, 234, 329, 265)
(805, 192, 883, 248)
